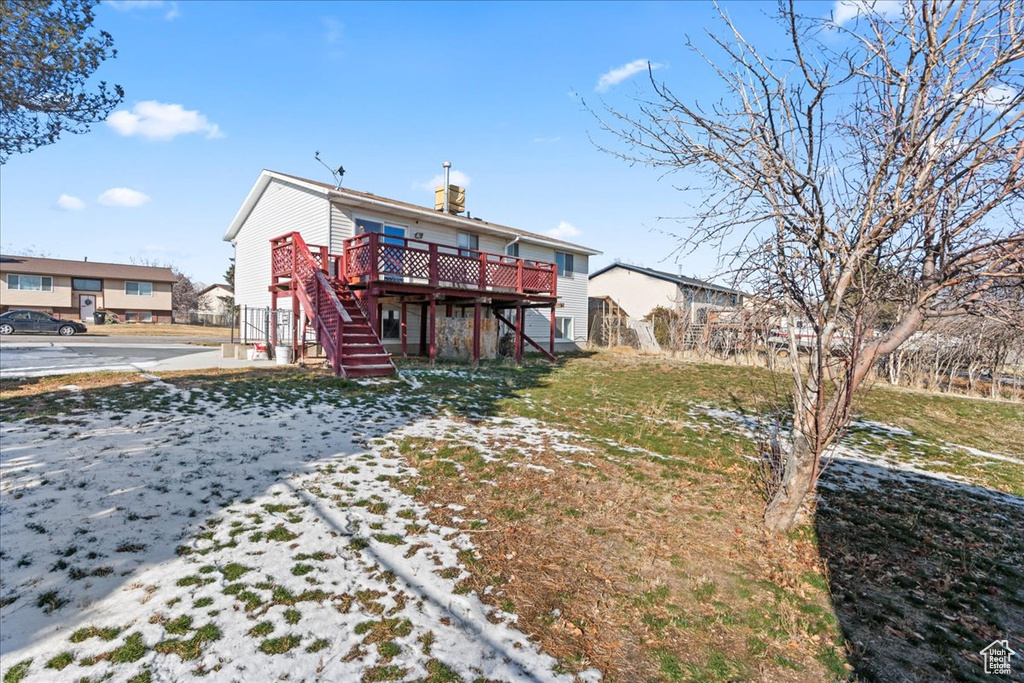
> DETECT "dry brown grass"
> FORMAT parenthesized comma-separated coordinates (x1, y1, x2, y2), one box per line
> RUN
(85, 324, 232, 338)
(399, 429, 839, 682)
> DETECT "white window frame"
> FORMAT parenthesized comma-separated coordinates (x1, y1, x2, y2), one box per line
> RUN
(457, 232, 480, 256)
(7, 274, 53, 292)
(125, 281, 153, 296)
(555, 316, 573, 340)
(505, 242, 520, 257)
(555, 252, 574, 277)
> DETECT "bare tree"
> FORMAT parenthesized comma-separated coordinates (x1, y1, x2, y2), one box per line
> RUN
(592, 0, 1024, 532)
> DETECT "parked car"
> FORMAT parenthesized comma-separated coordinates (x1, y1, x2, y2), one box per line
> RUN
(0, 310, 88, 336)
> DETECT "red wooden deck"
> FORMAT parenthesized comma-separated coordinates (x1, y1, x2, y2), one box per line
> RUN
(269, 231, 559, 374)
(338, 233, 558, 299)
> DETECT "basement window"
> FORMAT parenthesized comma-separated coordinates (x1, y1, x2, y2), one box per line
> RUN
(381, 308, 400, 339)
(555, 316, 573, 340)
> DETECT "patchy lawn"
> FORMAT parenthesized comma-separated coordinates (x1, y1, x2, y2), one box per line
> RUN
(0, 353, 1020, 682)
(84, 323, 232, 338)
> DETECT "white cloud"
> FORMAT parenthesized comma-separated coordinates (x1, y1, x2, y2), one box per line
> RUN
(56, 194, 85, 211)
(974, 84, 1019, 112)
(831, 0, 904, 26)
(595, 59, 662, 93)
(98, 188, 150, 207)
(105, 0, 179, 20)
(107, 101, 223, 141)
(414, 170, 472, 191)
(546, 221, 581, 240)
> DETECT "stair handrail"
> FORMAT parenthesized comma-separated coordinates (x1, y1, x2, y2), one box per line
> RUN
(278, 232, 351, 375)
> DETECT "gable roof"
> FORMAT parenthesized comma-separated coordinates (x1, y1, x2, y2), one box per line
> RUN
(198, 283, 233, 297)
(589, 262, 743, 297)
(0, 255, 177, 282)
(223, 170, 600, 255)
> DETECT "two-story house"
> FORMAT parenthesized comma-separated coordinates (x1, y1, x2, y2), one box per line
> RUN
(224, 170, 599, 375)
(0, 255, 175, 323)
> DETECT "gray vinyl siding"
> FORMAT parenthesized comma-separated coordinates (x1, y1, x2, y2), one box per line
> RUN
(329, 204, 356, 254)
(233, 179, 329, 310)
(517, 242, 589, 350)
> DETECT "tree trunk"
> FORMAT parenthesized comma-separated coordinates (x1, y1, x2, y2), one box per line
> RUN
(764, 430, 817, 534)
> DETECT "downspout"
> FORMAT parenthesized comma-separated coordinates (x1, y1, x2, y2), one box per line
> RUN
(504, 235, 521, 256)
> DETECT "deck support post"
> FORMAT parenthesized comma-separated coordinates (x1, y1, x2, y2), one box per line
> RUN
(473, 300, 482, 366)
(269, 290, 278, 348)
(549, 304, 556, 361)
(514, 305, 524, 364)
(445, 303, 453, 317)
(419, 303, 428, 356)
(400, 301, 408, 358)
(429, 298, 437, 365)
(291, 290, 299, 359)
(367, 290, 379, 339)
(496, 306, 502, 354)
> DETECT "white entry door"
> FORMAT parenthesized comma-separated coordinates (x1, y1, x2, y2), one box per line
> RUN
(80, 295, 96, 322)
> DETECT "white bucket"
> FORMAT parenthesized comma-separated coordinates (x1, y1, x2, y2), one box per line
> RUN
(275, 345, 292, 365)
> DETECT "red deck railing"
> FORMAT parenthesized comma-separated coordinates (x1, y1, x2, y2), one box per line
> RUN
(270, 232, 352, 375)
(339, 233, 557, 297)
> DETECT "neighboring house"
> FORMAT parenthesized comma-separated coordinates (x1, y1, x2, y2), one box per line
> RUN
(196, 283, 234, 326)
(223, 170, 599, 359)
(588, 263, 744, 324)
(0, 255, 175, 323)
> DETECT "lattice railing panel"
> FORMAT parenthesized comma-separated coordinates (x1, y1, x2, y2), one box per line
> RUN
(486, 260, 518, 290)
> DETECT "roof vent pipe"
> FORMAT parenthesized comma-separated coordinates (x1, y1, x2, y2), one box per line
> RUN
(442, 161, 451, 214)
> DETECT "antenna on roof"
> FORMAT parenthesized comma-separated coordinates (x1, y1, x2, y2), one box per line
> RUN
(314, 151, 345, 189)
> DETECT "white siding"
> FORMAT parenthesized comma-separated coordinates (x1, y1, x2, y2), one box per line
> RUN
(588, 267, 680, 320)
(233, 179, 329, 310)
(518, 242, 589, 350)
(341, 206, 509, 255)
(329, 204, 355, 254)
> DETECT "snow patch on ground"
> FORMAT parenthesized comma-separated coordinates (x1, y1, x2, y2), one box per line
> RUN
(0, 375, 595, 682)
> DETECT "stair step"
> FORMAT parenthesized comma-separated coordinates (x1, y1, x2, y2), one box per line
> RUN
(344, 354, 392, 366)
(341, 343, 384, 352)
(344, 364, 397, 377)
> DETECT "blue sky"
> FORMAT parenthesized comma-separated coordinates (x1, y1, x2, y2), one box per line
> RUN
(1, 0, 844, 285)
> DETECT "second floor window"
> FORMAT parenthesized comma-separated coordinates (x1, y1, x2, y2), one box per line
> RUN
(72, 278, 102, 291)
(125, 281, 153, 296)
(555, 252, 574, 277)
(7, 274, 53, 291)
(457, 232, 479, 256)
(505, 242, 519, 257)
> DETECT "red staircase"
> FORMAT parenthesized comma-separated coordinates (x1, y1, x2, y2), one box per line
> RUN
(270, 232, 396, 378)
